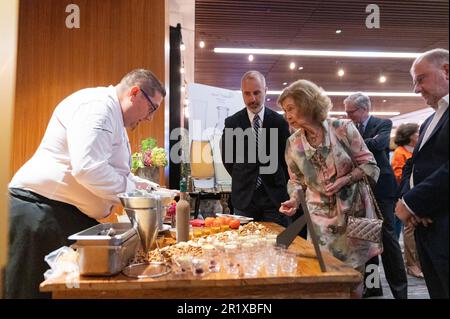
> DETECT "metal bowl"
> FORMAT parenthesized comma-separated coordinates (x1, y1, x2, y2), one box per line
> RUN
(152, 190, 177, 207)
(117, 192, 158, 209)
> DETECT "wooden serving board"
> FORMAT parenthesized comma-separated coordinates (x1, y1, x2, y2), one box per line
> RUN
(40, 223, 362, 299)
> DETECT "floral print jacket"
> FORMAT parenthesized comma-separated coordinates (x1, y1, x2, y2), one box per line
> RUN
(285, 118, 381, 268)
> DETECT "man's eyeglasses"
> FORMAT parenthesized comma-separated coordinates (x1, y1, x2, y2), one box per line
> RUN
(140, 88, 158, 115)
(345, 108, 360, 115)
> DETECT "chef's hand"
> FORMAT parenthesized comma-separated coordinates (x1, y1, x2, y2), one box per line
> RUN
(136, 180, 160, 191)
(324, 176, 349, 196)
(279, 199, 298, 216)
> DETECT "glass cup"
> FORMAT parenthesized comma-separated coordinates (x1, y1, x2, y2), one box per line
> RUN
(279, 251, 298, 275)
(191, 256, 209, 277)
(171, 255, 193, 276)
(223, 243, 240, 276)
(202, 244, 221, 273)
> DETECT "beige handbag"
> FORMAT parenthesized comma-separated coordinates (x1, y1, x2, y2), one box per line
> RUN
(345, 176, 384, 243)
(334, 129, 384, 244)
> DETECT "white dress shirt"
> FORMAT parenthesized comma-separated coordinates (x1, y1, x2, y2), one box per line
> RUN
(247, 106, 265, 128)
(10, 85, 142, 219)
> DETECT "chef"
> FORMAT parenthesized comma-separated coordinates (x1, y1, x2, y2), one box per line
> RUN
(4, 69, 166, 298)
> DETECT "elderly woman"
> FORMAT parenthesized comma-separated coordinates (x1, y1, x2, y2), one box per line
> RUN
(278, 79, 381, 272)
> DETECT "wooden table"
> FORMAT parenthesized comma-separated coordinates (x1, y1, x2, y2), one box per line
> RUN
(40, 223, 362, 299)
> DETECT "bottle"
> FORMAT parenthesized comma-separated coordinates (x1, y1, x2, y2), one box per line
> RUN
(176, 177, 190, 242)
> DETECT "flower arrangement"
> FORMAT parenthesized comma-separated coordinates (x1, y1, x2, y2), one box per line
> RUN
(131, 137, 168, 173)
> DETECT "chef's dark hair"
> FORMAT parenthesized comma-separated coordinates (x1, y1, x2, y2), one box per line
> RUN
(119, 69, 166, 97)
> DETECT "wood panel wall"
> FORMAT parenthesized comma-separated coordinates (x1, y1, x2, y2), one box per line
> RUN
(0, 0, 19, 297)
(12, 0, 168, 185)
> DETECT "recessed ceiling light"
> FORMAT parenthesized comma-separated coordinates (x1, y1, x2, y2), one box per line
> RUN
(382, 99, 387, 103)
(338, 69, 345, 77)
(283, 82, 288, 86)
(214, 48, 421, 59)
(266, 98, 271, 102)
(336, 30, 342, 34)
(199, 41, 205, 48)
(379, 75, 387, 83)
(289, 62, 296, 70)
(298, 66, 304, 70)
(248, 54, 254, 62)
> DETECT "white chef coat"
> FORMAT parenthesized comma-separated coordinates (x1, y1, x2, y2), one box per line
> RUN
(10, 85, 143, 219)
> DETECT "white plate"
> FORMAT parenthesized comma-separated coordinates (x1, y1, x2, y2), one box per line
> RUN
(216, 213, 254, 224)
(159, 224, 171, 233)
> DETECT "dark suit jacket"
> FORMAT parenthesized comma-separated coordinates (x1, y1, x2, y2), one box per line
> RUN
(400, 108, 449, 219)
(362, 116, 398, 199)
(221, 107, 291, 210)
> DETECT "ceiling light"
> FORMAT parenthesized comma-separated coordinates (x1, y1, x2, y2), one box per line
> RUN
(214, 48, 421, 59)
(382, 99, 387, 103)
(336, 30, 342, 34)
(298, 66, 304, 70)
(379, 75, 387, 83)
(289, 62, 296, 70)
(180, 67, 185, 74)
(199, 41, 205, 48)
(180, 43, 186, 51)
(248, 54, 254, 62)
(338, 69, 345, 77)
(283, 82, 288, 86)
(267, 90, 420, 97)
(266, 98, 271, 102)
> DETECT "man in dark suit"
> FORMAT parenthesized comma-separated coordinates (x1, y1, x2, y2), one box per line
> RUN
(221, 70, 291, 227)
(396, 48, 449, 299)
(344, 92, 408, 299)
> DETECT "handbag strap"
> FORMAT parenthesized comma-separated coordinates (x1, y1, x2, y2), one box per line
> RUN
(329, 121, 383, 221)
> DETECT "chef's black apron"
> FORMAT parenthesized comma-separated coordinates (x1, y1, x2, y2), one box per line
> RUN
(3, 188, 98, 299)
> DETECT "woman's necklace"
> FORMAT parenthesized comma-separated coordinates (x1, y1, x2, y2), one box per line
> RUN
(306, 128, 323, 147)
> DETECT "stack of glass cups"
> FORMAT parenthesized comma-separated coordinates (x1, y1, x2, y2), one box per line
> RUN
(223, 243, 240, 276)
(171, 255, 193, 276)
(202, 244, 221, 273)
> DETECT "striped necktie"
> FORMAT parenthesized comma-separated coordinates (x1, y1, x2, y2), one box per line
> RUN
(253, 114, 262, 189)
(356, 122, 365, 136)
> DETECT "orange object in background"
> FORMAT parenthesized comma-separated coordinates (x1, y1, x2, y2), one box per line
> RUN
(188, 216, 242, 236)
(192, 227, 203, 238)
(212, 219, 222, 227)
(204, 217, 215, 227)
(229, 219, 240, 229)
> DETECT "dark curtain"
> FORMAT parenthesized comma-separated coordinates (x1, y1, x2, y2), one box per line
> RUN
(169, 24, 182, 189)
